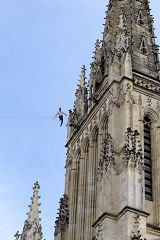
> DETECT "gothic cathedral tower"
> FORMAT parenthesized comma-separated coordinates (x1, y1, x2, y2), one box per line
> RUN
(54, 0, 160, 239)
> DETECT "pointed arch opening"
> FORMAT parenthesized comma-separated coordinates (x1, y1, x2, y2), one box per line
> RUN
(144, 116, 152, 201)
(100, 113, 108, 139)
(140, 37, 147, 55)
(137, 11, 144, 26)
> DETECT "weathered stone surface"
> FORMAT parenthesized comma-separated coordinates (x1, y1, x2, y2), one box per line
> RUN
(55, 0, 160, 239)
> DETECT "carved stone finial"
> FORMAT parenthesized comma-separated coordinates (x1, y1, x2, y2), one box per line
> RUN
(94, 40, 102, 63)
(79, 65, 86, 88)
(14, 231, 21, 240)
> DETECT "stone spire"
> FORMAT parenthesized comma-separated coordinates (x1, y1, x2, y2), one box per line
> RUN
(66, 66, 88, 139)
(74, 65, 88, 114)
(79, 65, 86, 89)
(89, 40, 103, 102)
(71, 65, 88, 123)
(15, 181, 43, 240)
(102, 0, 160, 81)
(93, 39, 102, 63)
(27, 181, 41, 222)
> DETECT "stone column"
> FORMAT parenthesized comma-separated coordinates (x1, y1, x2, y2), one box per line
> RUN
(152, 122, 160, 225)
(68, 153, 80, 240)
(76, 144, 89, 240)
(85, 136, 98, 239)
(89, 86, 93, 110)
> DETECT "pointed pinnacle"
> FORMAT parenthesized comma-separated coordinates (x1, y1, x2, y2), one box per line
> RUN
(79, 65, 87, 88)
(33, 181, 40, 191)
(27, 181, 41, 222)
(14, 231, 21, 240)
(93, 40, 101, 62)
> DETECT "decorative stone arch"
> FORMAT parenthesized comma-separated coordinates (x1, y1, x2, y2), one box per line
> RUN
(142, 108, 159, 124)
(74, 147, 81, 165)
(100, 112, 108, 139)
(142, 108, 159, 202)
(91, 125, 99, 143)
(142, 109, 160, 224)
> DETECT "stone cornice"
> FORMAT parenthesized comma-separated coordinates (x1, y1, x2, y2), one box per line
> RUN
(66, 74, 160, 148)
(133, 72, 160, 95)
(133, 85, 160, 100)
(133, 70, 160, 84)
(147, 223, 160, 236)
(92, 206, 150, 228)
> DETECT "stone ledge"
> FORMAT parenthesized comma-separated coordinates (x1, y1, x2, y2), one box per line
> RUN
(147, 223, 160, 236)
(93, 206, 150, 228)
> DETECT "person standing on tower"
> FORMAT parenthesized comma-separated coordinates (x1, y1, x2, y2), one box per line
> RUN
(55, 108, 67, 127)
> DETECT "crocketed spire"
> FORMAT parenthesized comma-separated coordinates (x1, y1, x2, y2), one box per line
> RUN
(73, 65, 88, 118)
(27, 181, 41, 222)
(89, 39, 103, 107)
(102, 0, 160, 80)
(14, 182, 43, 240)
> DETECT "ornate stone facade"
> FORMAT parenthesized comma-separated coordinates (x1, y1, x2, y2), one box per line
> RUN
(55, 0, 160, 239)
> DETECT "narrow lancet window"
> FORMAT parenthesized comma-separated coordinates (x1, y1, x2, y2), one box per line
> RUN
(144, 116, 152, 200)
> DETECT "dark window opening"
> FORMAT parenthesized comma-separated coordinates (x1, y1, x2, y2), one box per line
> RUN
(137, 12, 144, 26)
(140, 40, 147, 54)
(144, 116, 152, 201)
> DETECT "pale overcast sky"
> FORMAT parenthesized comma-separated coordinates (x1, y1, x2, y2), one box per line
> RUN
(0, 0, 160, 239)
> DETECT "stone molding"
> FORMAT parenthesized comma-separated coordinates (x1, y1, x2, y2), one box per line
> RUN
(134, 78, 160, 93)
(147, 223, 160, 237)
(92, 206, 149, 228)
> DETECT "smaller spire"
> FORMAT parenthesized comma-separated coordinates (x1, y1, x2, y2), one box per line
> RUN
(27, 181, 41, 222)
(93, 40, 101, 63)
(79, 65, 87, 89)
(20, 181, 43, 240)
(14, 182, 43, 240)
(88, 39, 103, 102)
(71, 65, 88, 127)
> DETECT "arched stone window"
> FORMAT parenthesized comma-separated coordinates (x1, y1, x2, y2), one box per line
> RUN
(144, 116, 152, 200)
